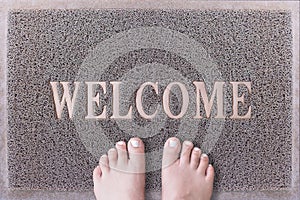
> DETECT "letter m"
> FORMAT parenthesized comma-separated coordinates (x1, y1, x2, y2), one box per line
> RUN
(50, 82, 80, 119)
(193, 82, 225, 118)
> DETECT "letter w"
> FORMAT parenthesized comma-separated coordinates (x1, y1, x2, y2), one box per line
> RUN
(50, 82, 80, 119)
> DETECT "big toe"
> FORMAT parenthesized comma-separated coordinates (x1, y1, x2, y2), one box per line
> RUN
(127, 137, 145, 173)
(162, 137, 181, 168)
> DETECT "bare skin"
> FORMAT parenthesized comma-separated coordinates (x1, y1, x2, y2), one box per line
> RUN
(93, 137, 145, 200)
(93, 137, 214, 200)
(162, 137, 214, 200)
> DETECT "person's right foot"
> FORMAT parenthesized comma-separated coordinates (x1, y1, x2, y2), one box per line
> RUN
(162, 137, 214, 200)
(93, 137, 145, 200)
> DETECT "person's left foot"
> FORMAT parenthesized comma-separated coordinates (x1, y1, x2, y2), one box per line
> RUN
(93, 137, 145, 200)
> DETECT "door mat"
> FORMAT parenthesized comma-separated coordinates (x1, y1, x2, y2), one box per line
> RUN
(7, 9, 292, 191)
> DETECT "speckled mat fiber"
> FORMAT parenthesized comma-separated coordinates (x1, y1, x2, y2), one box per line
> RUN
(7, 10, 292, 191)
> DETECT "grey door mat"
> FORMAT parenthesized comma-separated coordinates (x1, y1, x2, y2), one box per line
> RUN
(7, 9, 293, 192)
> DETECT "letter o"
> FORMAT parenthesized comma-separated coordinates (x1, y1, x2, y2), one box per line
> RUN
(163, 82, 189, 119)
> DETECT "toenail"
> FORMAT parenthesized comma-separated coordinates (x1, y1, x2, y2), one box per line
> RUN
(169, 139, 177, 147)
(130, 139, 140, 148)
(202, 154, 208, 158)
(184, 141, 193, 146)
(108, 148, 116, 153)
(194, 147, 201, 152)
(117, 141, 125, 146)
(101, 155, 107, 159)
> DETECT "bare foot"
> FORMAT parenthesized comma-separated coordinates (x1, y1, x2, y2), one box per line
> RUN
(93, 137, 145, 200)
(162, 137, 214, 200)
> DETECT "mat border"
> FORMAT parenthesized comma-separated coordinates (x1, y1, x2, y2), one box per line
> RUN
(0, 1, 299, 200)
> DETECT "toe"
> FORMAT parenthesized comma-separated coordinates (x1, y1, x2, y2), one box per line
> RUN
(190, 147, 201, 169)
(127, 137, 145, 173)
(93, 166, 102, 181)
(180, 141, 194, 165)
(206, 164, 215, 182)
(128, 137, 145, 154)
(162, 137, 181, 168)
(108, 148, 118, 168)
(198, 153, 209, 175)
(115, 141, 128, 165)
(99, 155, 109, 174)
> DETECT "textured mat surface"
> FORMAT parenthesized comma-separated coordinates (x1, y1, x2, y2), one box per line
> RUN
(7, 10, 292, 191)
